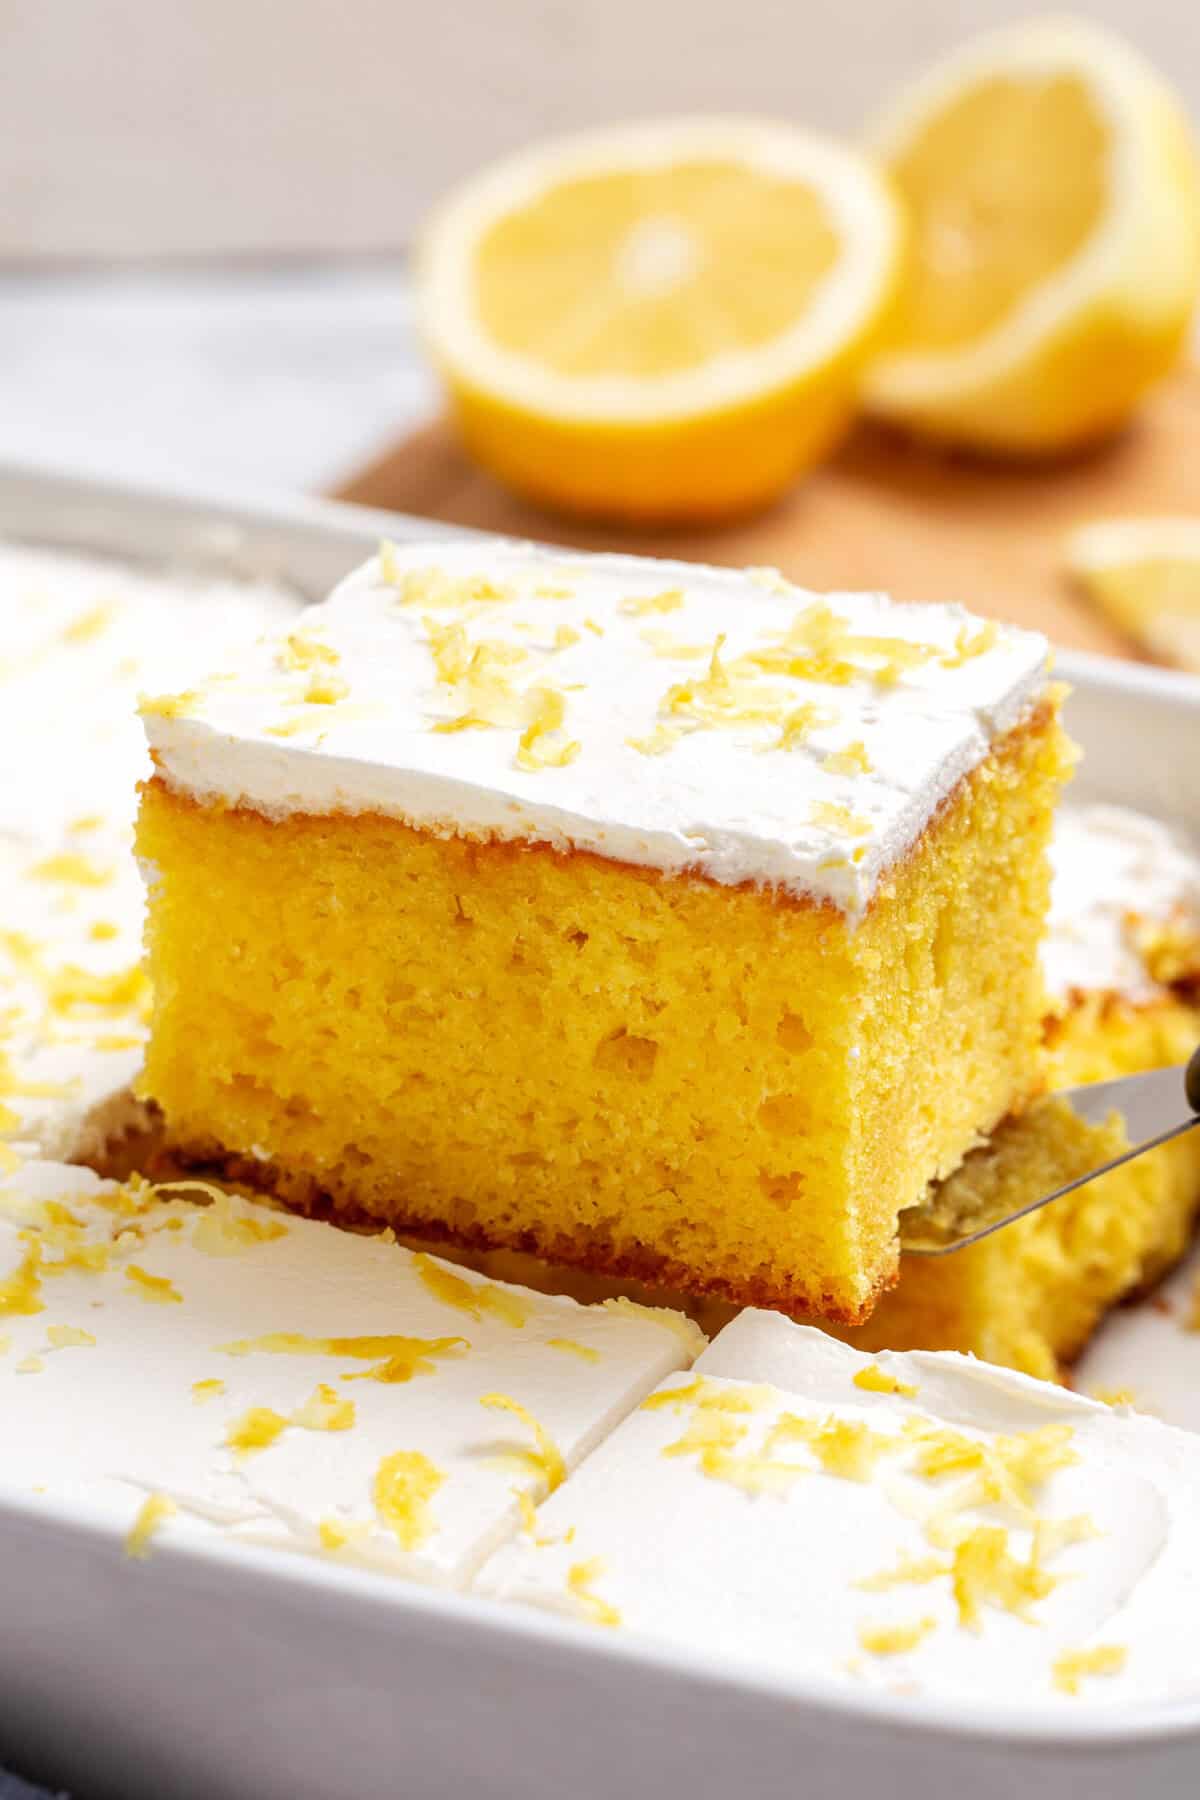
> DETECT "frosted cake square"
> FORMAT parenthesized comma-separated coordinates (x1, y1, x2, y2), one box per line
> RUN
(0, 1167, 697, 1587)
(478, 1310, 1200, 1709)
(136, 542, 1070, 1323)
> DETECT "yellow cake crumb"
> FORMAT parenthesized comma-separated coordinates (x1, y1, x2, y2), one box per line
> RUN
(373, 1450, 444, 1550)
(481, 1392, 566, 1495)
(567, 1556, 622, 1627)
(1052, 1645, 1127, 1695)
(125, 1492, 177, 1560)
(191, 1378, 226, 1403)
(859, 1617, 937, 1656)
(16, 1354, 44, 1374)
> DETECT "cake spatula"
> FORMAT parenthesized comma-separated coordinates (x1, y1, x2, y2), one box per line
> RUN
(899, 1045, 1200, 1255)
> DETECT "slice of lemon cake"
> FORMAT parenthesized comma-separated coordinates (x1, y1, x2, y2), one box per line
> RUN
(842, 804, 1200, 1378)
(0, 1164, 698, 1587)
(478, 1309, 1200, 1708)
(136, 541, 1070, 1323)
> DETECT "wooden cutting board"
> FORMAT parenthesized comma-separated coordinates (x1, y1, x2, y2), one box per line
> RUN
(333, 368, 1200, 659)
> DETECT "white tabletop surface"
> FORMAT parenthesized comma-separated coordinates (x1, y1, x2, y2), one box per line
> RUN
(0, 264, 436, 498)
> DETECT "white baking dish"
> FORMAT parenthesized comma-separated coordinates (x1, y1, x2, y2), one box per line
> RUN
(1, 461, 1198, 1800)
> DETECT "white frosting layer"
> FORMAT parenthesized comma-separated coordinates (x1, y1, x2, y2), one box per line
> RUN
(0, 543, 297, 1163)
(1045, 803, 1200, 1004)
(0, 1170, 699, 1588)
(0, 543, 297, 840)
(479, 1310, 1200, 1709)
(0, 821, 148, 1162)
(142, 541, 1051, 915)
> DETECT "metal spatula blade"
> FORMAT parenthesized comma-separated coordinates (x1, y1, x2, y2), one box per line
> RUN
(899, 1045, 1200, 1257)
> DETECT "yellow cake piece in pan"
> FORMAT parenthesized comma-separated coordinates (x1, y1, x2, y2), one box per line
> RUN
(843, 805, 1200, 1379)
(136, 541, 1069, 1324)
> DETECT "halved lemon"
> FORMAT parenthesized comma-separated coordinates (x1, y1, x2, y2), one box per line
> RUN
(1066, 515, 1200, 670)
(865, 19, 1200, 454)
(415, 118, 903, 523)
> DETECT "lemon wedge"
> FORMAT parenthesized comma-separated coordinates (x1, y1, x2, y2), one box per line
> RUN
(416, 118, 903, 523)
(1066, 515, 1200, 670)
(865, 19, 1200, 454)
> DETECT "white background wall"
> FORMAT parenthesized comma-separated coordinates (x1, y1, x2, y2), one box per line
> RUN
(4, 0, 1199, 260)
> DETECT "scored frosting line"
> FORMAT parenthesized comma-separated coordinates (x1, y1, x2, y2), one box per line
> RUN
(141, 541, 1052, 917)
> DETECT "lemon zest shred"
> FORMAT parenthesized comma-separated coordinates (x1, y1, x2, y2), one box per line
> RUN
(125, 1265, 183, 1305)
(619, 588, 684, 617)
(140, 690, 200, 720)
(1052, 1645, 1127, 1695)
(859, 1617, 937, 1656)
(217, 1330, 468, 1385)
(373, 1450, 444, 1550)
(567, 1557, 622, 1627)
(480, 1392, 566, 1496)
(853, 1363, 917, 1399)
(126, 1492, 177, 1560)
(547, 1337, 601, 1364)
(412, 1251, 527, 1328)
